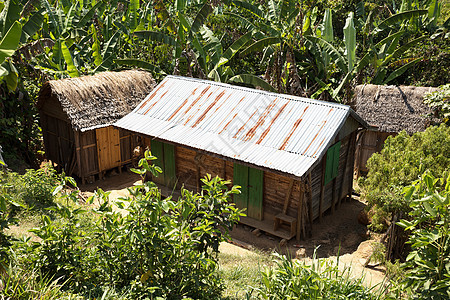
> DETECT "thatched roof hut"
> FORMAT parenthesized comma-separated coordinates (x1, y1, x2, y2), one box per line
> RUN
(38, 70, 155, 131)
(38, 70, 155, 183)
(352, 84, 437, 134)
(352, 84, 437, 176)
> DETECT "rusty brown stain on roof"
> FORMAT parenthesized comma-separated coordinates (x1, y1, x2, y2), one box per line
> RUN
(243, 98, 278, 142)
(301, 108, 334, 155)
(184, 90, 213, 125)
(180, 85, 211, 123)
(311, 137, 326, 157)
(215, 96, 245, 131)
(256, 101, 289, 144)
(192, 89, 226, 128)
(143, 90, 168, 115)
(168, 87, 199, 121)
(279, 106, 310, 150)
(138, 78, 167, 111)
(233, 109, 258, 139)
(219, 113, 238, 134)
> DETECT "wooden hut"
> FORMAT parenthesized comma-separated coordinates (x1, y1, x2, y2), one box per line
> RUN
(38, 70, 155, 183)
(352, 84, 437, 176)
(115, 76, 368, 240)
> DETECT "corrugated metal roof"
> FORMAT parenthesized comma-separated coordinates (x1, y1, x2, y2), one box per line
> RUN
(115, 76, 366, 178)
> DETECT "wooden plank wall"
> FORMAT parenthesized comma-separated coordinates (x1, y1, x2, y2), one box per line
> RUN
(175, 146, 233, 191)
(355, 130, 393, 175)
(79, 130, 99, 176)
(40, 113, 75, 173)
(263, 172, 302, 219)
(309, 132, 357, 220)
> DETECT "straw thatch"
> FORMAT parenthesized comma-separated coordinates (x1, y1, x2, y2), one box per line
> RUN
(38, 70, 155, 131)
(352, 84, 437, 134)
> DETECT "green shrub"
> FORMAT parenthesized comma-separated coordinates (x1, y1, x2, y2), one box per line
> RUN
(396, 173, 450, 299)
(24, 151, 243, 299)
(359, 124, 450, 231)
(253, 253, 383, 299)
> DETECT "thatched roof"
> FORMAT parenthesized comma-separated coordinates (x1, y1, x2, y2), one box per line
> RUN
(38, 70, 155, 131)
(352, 84, 437, 134)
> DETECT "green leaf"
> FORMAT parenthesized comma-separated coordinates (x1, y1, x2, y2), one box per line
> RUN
(77, 1, 106, 27)
(306, 35, 347, 72)
(191, 3, 213, 34)
(0, 0, 21, 37)
(423, 201, 437, 217)
(343, 12, 356, 73)
(2, 59, 18, 92)
(128, 0, 140, 30)
(61, 39, 79, 77)
(218, 32, 253, 67)
(377, 10, 428, 30)
(20, 9, 44, 43)
(322, 9, 334, 43)
(240, 37, 280, 56)
(0, 21, 22, 64)
(232, 0, 264, 19)
(133, 31, 181, 49)
(223, 12, 257, 31)
(115, 59, 166, 75)
(392, 36, 426, 59)
(228, 74, 276, 92)
(91, 24, 102, 66)
(383, 57, 421, 84)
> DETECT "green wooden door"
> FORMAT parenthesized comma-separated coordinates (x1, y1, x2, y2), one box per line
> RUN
(324, 141, 341, 185)
(151, 140, 165, 185)
(233, 163, 263, 220)
(233, 163, 248, 210)
(163, 143, 176, 187)
(150, 140, 176, 186)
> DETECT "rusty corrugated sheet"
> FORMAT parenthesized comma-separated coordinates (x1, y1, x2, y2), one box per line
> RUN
(115, 76, 366, 178)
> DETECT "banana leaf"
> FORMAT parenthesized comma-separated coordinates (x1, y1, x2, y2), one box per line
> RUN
(240, 37, 280, 56)
(228, 74, 276, 92)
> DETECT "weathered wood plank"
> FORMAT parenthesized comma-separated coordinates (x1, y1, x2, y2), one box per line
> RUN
(248, 168, 263, 220)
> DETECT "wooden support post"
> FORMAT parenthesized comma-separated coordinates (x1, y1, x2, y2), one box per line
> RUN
(338, 134, 353, 208)
(319, 156, 326, 222)
(331, 177, 337, 214)
(308, 172, 313, 235)
(347, 131, 358, 202)
(283, 179, 295, 214)
(74, 131, 84, 185)
(296, 181, 304, 241)
(196, 165, 201, 193)
(222, 160, 226, 181)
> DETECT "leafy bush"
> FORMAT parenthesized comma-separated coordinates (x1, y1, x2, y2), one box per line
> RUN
(424, 83, 450, 124)
(359, 124, 450, 231)
(253, 253, 382, 299)
(23, 151, 242, 299)
(396, 173, 450, 299)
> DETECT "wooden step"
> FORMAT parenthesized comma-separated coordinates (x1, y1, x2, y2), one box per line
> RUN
(274, 213, 297, 238)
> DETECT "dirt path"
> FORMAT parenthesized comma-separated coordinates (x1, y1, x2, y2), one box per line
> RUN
(79, 170, 387, 288)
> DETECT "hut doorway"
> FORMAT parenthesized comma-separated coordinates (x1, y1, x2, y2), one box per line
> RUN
(233, 164, 264, 220)
(96, 127, 121, 172)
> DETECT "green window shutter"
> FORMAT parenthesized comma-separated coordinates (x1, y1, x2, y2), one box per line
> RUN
(163, 143, 176, 187)
(233, 163, 249, 210)
(332, 141, 341, 179)
(150, 139, 165, 184)
(324, 141, 341, 185)
(248, 168, 263, 220)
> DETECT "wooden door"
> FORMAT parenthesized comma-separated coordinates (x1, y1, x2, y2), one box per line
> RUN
(96, 126, 121, 172)
(150, 139, 176, 187)
(233, 163, 263, 220)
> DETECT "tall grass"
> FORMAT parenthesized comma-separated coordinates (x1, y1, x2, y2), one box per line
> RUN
(253, 252, 386, 300)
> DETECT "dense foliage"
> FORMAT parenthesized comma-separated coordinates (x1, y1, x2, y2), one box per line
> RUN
(0, 152, 243, 299)
(359, 124, 450, 232)
(396, 173, 450, 299)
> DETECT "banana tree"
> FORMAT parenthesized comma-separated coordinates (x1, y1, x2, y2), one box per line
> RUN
(305, 8, 429, 102)
(232, 0, 303, 94)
